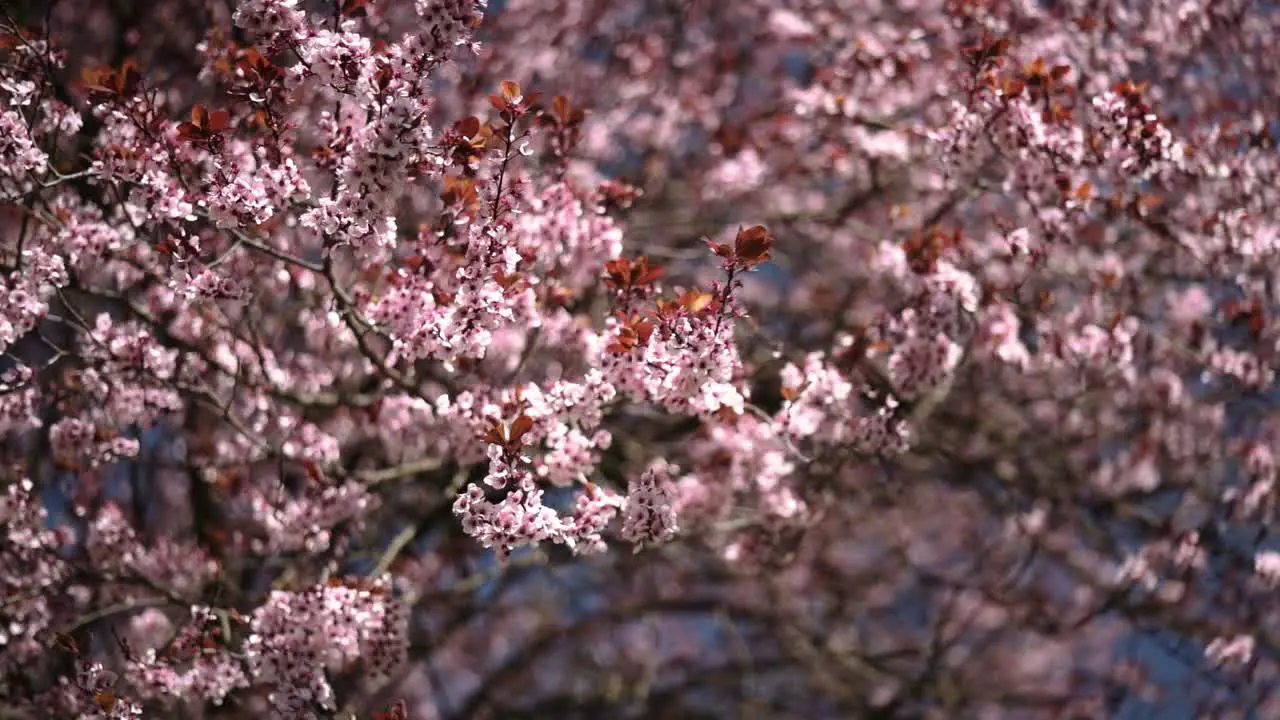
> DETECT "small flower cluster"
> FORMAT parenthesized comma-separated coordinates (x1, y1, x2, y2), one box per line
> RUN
(49, 418, 141, 468)
(668, 415, 811, 565)
(0, 364, 40, 434)
(248, 480, 378, 554)
(1091, 85, 1188, 181)
(887, 326, 963, 402)
(1254, 551, 1280, 588)
(601, 297, 748, 419)
(453, 417, 568, 555)
(0, 108, 48, 184)
(48, 200, 127, 270)
(1226, 442, 1277, 520)
(563, 483, 625, 555)
(413, 0, 488, 57)
(1114, 531, 1206, 601)
(514, 181, 626, 292)
(0, 480, 70, 676)
(374, 394, 445, 463)
(366, 221, 540, 364)
(126, 608, 249, 707)
(1, 0, 1277, 713)
(244, 577, 408, 718)
(84, 314, 184, 411)
(454, 405, 676, 555)
(49, 661, 144, 719)
(232, 0, 306, 41)
(0, 243, 67, 354)
(620, 461, 680, 548)
(1205, 634, 1255, 668)
(86, 504, 219, 597)
(204, 144, 311, 229)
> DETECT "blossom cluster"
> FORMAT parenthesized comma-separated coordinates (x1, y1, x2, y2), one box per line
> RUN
(0, 0, 1277, 716)
(243, 578, 408, 718)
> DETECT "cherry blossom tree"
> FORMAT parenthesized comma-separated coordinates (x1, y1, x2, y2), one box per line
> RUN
(1, 0, 1278, 717)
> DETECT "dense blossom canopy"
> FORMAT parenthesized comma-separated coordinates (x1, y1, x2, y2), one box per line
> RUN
(1, 0, 1279, 717)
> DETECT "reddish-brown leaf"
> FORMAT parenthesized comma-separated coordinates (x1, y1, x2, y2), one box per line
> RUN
(632, 317, 655, 345)
(705, 239, 734, 260)
(604, 256, 664, 291)
(373, 700, 410, 720)
(635, 256, 664, 285)
(341, 0, 370, 16)
(95, 692, 117, 712)
(677, 289, 715, 313)
(118, 60, 142, 95)
(553, 95, 573, 125)
(495, 270, 527, 291)
(603, 257, 633, 290)
(654, 298, 681, 321)
(82, 66, 121, 100)
(481, 418, 506, 446)
(608, 315, 654, 352)
(608, 328, 639, 354)
(457, 116, 482, 138)
(53, 632, 79, 654)
(509, 415, 535, 445)
(302, 460, 322, 484)
(734, 225, 774, 266)
(208, 109, 230, 132)
(501, 80, 522, 103)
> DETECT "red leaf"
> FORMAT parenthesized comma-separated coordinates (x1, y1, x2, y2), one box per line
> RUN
(705, 239, 734, 259)
(118, 60, 142, 95)
(733, 225, 774, 267)
(500, 80, 522, 103)
(677, 289, 715, 313)
(83, 60, 142, 101)
(481, 418, 506, 446)
(457, 116, 482, 138)
(374, 700, 410, 720)
(341, 0, 370, 16)
(302, 460, 322, 483)
(208, 109, 230, 132)
(509, 414, 534, 445)
(53, 632, 79, 654)
(635, 257, 664, 285)
(553, 95, 571, 123)
(95, 692, 117, 712)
